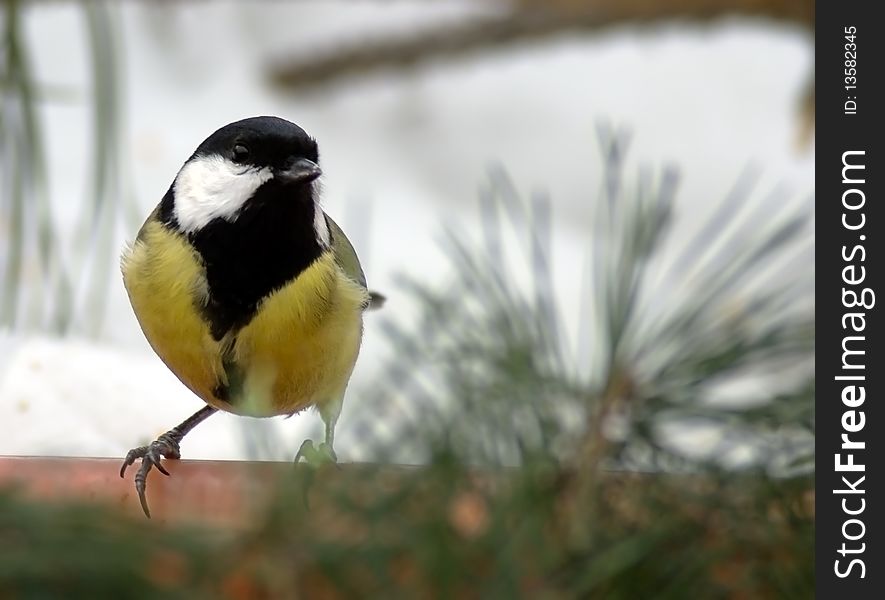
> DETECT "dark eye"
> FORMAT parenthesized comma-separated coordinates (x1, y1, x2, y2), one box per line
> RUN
(232, 143, 250, 162)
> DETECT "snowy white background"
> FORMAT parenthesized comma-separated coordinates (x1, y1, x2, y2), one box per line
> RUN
(0, 2, 813, 462)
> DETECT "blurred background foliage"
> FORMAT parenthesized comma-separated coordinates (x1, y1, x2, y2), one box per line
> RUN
(2, 0, 125, 335)
(2, 0, 812, 597)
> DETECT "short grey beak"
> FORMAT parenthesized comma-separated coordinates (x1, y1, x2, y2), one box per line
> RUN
(277, 158, 322, 184)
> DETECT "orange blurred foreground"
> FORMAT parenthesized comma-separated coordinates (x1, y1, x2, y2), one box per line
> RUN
(0, 455, 289, 527)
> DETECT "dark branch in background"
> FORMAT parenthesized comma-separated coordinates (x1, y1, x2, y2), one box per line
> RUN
(267, 0, 814, 139)
(267, 0, 814, 89)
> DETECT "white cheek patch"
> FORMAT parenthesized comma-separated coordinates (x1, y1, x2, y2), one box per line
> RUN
(313, 189, 331, 248)
(173, 154, 273, 233)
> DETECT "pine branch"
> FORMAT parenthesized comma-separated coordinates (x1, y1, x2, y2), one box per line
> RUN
(268, 0, 813, 89)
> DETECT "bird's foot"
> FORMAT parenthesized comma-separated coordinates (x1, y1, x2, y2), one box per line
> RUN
(293, 439, 337, 509)
(293, 439, 337, 467)
(119, 430, 183, 518)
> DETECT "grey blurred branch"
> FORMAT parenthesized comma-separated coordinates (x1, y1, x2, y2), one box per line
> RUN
(268, 0, 814, 89)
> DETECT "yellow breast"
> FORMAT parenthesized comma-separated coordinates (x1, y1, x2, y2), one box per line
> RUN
(122, 220, 368, 417)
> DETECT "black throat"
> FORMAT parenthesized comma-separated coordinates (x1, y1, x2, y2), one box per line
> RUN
(161, 181, 324, 340)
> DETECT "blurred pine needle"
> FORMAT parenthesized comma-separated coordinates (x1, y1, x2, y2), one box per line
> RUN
(1, 0, 124, 335)
(356, 130, 813, 479)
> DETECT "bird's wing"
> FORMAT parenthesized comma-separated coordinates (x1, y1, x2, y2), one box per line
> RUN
(325, 213, 367, 290)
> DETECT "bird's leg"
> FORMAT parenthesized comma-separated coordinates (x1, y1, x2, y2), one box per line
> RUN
(294, 398, 340, 466)
(322, 417, 337, 459)
(120, 405, 218, 518)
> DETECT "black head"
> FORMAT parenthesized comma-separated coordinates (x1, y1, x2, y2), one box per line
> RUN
(193, 116, 320, 176)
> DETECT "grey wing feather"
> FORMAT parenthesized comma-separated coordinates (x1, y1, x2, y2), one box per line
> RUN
(325, 213, 367, 290)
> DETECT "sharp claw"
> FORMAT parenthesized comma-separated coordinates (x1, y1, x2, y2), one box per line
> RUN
(138, 489, 152, 519)
(120, 447, 144, 478)
(121, 434, 183, 518)
(135, 461, 152, 517)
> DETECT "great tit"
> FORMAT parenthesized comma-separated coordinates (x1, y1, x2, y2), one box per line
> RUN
(120, 116, 377, 517)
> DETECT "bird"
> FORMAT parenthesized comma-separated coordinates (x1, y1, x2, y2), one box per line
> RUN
(119, 116, 380, 517)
